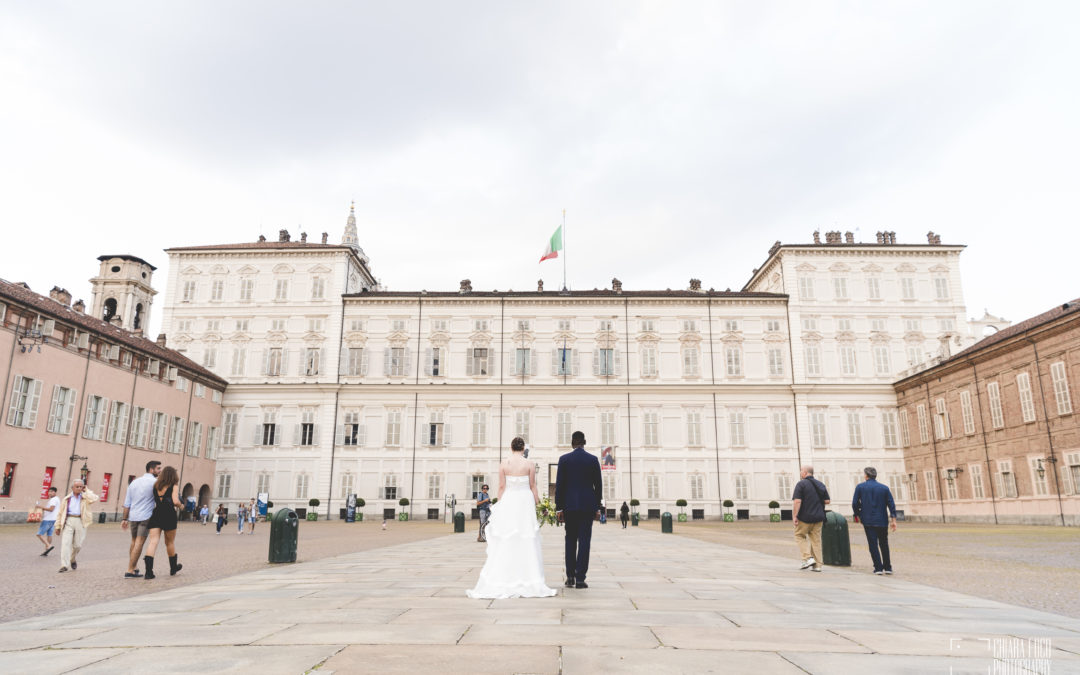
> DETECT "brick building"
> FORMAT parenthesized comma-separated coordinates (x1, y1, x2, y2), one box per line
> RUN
(894, 298, 1080, 525)
(0, 259, 227, 523)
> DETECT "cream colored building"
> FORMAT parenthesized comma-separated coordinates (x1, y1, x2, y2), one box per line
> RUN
(162, 213, 973, 520)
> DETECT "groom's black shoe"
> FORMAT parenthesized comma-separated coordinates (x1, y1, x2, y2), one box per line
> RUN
(575, 581, 589, 589)
(564, 578, 575, 588)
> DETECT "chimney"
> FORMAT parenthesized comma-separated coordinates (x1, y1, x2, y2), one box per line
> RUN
(875, 232, 884, 244)
(321, 232, 329, 244)
(825, 231, 842, 244)
(612, 278, 623, 293)
(689, 278, 702, 292)
(73, 299, 86, 313)
(49, 286, 72, 306)
(888, 231, 897, 244)
(537, 279, 544, 292)
(300, 232, 308, 243)
(459, 279, 472, 293)
(813, 230, 821, 244)
(156, 333, 167, 348)
(278, 229, 291, 242)
(844, 231, 855, 244)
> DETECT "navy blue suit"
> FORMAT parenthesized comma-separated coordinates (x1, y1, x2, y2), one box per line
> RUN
(555, 447, 603, 583)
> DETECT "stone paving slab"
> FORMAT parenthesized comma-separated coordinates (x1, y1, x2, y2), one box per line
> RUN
(3, 524, 1080, 674)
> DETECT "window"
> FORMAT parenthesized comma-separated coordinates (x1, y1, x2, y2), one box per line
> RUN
(642, 411, 659, 446)
(469, 348, 491, 376)
(690, 474, 704, 500)
(348, 319, 364, 332)
(888, 475, 904, 501)
(431, 319, 448, 332)
(904, 318, 921, 333)
(557, 320, 572, 332)
(46, 385, 77, 435)
(106, 402, 129, 444)
(600, 409, 616, 446)
(514, 410, 529, 441)
(603, 473, 617, 501)
(599, 320, 614, 332)
(168, 416, 185, 453)
(382, 474, 398, 501)
(471, 410, 487, 446)
(271, 319, 287, 332)
(997, 461, 1017, 498)
(934, 398, 951, 439)
(907, 345, 923, 367)
(516, 319, 531, 332)
(215, 473, 232, 499)
(938, 318, 956, 333)
(298, 409, 316, 446)
(1016, 373, 1036, 423)
(387, 347, 406, 377)
(176, 375, 188, 392)
(427, 474, 441, 500)
(804, 344, 822, 376)
(222, 410, 237, 446)
(866, 277, 881, 300)
(933, 276, 950, 300)
(182, 280, 197, 302)
(682, 319, 698, 332)
(205, 427, 218, 459)
(474, 319, 489, 332)
(839, 344, 857, 376)
(959, 390, 975, 435)
(836, 318, 852, 332)
(267, 348, 283, 377)
(211, 279, 224, 301)
(944, 472, 958, 500)
(724, 320, 739, 332)
(186, 421, 202, 457)
(776, 474, 792, 500)
(7, 375, 43, 429)
(1030, 457, 1049, 496)
(846, 409, 863, 448)
(554, 347, 574, 376)
(346, 348, 367, 376)
(1050, 361, 1073, 415)
(178, 320, 194, 334)
(239, 278, 255, 302)
(82, 394, 108, 440)
(772, 410, 790, 447)
(924, 470, 938, 501)
(392, 319, 407, 332)
(470, 475, 487, 500)
(386, 410, 402, 446)
(304, 348, 321, 376)
(871, 318, 887, 332)
(734, 474, 748, 500)
(900, 277, 916, 300)
(556, 411, 572, 446)
(640, 320, 655, 332)
(970, 464, 985, 499)
(766, 319, 781, 332)
(686, 409, 702, 446)
(202, 347, 217, 369)
(916, 404, 930, 444)
(899, 409, 911, 447)
(1066, 453, 1080, 496)
(881, 409, 898, 448)
(342, 410, 364, 447)
(514, 348, 533, 376)
(873, 345, 891, 376)
(596, 348, 615, 376)
(801, 317, 818, 331)
(311, 276, 325, 300)
(647, 474, 660, 500)
(682, 346, 700, 377)
(640, 344, 658, 377)
(339, 472, 355, 499)
(728, 410, 746, 447)
(798, 276, 815, 300)
(725, 346, 743, 377)
(767, 348, 784, 377)
(274, 279, 289, 300)
(810, 409, 827, 448)
(148, 412, 167, 451)
(260, 410, 277, 447)
(832, 277, 849, 299)
(428, 347, 443, 377)
(129, 407, 149, 447)
(295, 474, 310, 499)
(307, 318, 324, 333)
(230, 348, 246, 377)
(426, 410, 445, 446)
(987, 381, 1005, 428)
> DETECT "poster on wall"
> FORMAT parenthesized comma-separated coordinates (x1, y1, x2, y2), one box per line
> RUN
(600, 447, 616, 471)
(40, 466, 56, 499)
(257, 492, 268, 516)
(1, 463, 15, 497)
(101, 473, 112, 502)
(346, 493, 357, 522)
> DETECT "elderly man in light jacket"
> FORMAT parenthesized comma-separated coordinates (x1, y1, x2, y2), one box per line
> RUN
(57, 479, 99, 573)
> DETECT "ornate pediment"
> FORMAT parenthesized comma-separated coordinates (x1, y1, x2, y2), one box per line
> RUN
(829, 262, 850, 273)
(763, 332, 787, 343)
(308, 264, 332, 274)
(895, 263, 916, 273)
(862, 263, 882, 274)
(181, 265, 202, 276)
(795, 263, 817, 272)
(802, 331, 823, 342)
(238, 265, 258, 275)
(344, 334, 368, 348)
(272, 263, 294, 275)
(210, 265, 228, 275)
(836, 331, 856, 342)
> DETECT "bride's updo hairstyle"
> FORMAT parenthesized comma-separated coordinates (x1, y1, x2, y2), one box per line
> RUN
(510, 437, 526, 452)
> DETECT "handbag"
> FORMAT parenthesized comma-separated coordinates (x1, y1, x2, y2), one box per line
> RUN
(27, 508, 43, 523)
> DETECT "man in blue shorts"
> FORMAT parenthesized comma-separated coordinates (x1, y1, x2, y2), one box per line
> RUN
(35, 487, 60, 555)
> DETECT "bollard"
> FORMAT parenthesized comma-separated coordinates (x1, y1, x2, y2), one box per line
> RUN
(661, 512, 673, 533)
(821, 511, 851, 566)
(268, 508, 299, 563)
(453, 511, 465, 533)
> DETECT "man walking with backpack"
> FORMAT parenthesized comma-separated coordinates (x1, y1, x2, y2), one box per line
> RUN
(792, 466, 830, 572)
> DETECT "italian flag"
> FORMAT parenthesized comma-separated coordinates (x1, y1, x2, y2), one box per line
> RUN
(539, 225, 562, 263)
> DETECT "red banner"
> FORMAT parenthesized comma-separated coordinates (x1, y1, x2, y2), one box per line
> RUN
(40, 466, 55, 499)
(101, 473, 112, 502)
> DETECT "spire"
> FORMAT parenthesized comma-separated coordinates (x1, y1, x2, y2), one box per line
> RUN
(342, 201, 360, 250)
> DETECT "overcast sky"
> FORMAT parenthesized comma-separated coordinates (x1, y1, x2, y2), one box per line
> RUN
(2, 2, 1078, 339)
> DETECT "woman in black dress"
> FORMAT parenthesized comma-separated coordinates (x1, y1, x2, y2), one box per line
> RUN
(144, 465, 183, 579)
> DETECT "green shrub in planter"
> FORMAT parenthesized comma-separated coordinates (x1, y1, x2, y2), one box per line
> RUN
(722, 499, 735, 522)
(306, 513, 318, 521)
(677, 513, 688, 522)
(768, 500, 781, 523)
(398, 512, 409, 521)
(355, 498, 365, 521)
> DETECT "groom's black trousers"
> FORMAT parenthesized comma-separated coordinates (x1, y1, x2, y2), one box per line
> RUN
(563, 510, 594, 582)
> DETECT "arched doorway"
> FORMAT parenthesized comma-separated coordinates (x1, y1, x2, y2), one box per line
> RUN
(181, 483, 194, 521)
(198, 484, 211, 509)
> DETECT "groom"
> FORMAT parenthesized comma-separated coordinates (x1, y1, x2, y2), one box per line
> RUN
(555, 431, 603, 589)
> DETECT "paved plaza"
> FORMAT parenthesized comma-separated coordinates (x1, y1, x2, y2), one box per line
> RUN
(1, 524, 1078, 674)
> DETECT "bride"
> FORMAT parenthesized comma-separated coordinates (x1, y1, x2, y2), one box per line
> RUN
(466, 437, 557, 599)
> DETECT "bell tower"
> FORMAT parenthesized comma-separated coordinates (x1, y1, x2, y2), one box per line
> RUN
(89, 255, 158, 333)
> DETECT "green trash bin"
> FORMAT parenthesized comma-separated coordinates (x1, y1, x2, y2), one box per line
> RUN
(631, 513, 639, 527)
(268, 508, 299, 563)
(661, 512, 673, 533)
(821, 511, 851, 566)
(453, 511, 465, 533)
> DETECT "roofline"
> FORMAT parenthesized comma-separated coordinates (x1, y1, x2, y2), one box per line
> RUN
(97, 254, 158, 271)
(343, 290, 788, 302)
(163, 243, 376, 286)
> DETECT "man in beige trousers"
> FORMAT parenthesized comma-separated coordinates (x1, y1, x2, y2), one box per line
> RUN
(791, 466, 830, 572)
(56, 479, 99, 573)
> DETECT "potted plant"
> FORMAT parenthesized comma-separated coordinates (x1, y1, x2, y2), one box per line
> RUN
(355, 497, 365, 521)
(675, 499, 688, 522)
(768, 500, 781, 522)
(629, 498, 640, 526)
(722, 499, 735, 522)
(307, 498, 320, 521)
(398, 497, 410, 521)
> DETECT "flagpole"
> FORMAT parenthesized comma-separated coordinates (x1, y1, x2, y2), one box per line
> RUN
(562, 209, 567, 291)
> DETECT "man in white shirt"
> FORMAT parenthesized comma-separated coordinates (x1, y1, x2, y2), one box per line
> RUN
(35, 487, 60, 555)
(57, 479, 99, 573)
(121, 461, 162, 578)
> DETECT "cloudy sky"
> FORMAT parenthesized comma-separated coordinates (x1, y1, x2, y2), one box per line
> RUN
(2, 2, 1078, 339)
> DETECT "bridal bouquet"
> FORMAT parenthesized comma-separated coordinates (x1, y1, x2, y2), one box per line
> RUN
(536, 496, 558, 528)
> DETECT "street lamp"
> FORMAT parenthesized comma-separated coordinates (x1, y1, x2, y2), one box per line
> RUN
(80, 462, 90, 483)
(1036, 457, 1056, 480)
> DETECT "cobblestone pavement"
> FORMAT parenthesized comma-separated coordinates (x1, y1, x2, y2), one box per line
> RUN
(648, 519, 1080, 619)
(1, 524, 1078, 674)
(0, 518, 451, 623)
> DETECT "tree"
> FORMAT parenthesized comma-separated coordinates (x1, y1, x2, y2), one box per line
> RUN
(398, 497, 410, 507)
(356, 498, 365, 507)
(308, 498, 320, 508)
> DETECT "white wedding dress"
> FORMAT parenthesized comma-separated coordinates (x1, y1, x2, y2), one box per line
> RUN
(466, 475, 557, 599)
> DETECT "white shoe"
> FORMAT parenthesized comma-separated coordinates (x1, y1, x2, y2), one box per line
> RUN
(800, 558, 816, 570)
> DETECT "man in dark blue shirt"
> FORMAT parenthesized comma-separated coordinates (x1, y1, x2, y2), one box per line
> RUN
(792, 466, 830, 571)
(476, 484, 491, 542)
(851, 466, 898, 575)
